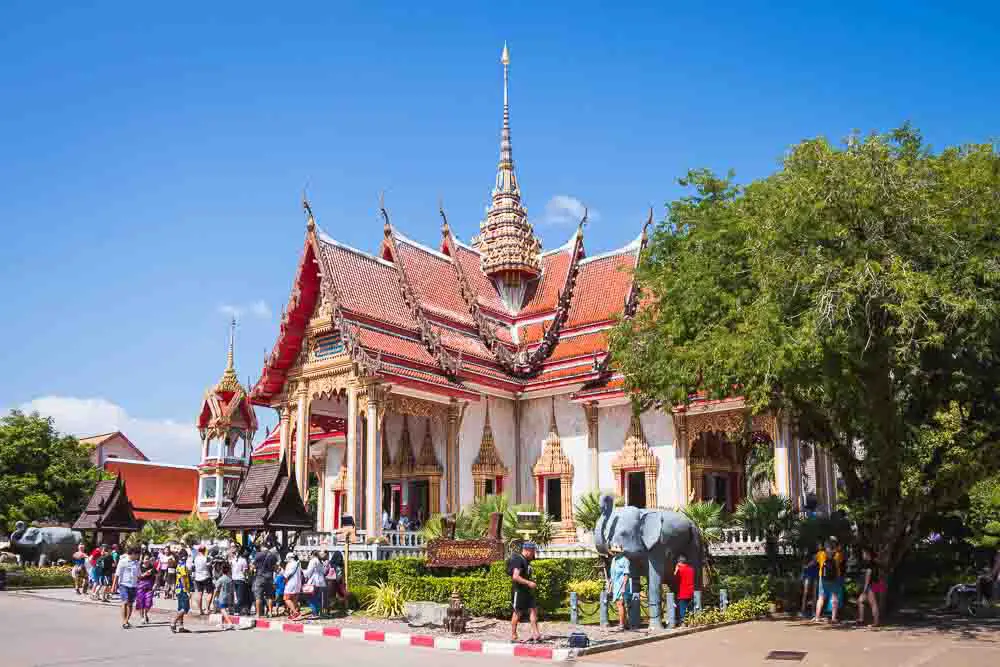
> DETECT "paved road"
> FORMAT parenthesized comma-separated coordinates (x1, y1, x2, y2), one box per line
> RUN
(581, 617, 1000, 667)
(0, 593, 549, 667)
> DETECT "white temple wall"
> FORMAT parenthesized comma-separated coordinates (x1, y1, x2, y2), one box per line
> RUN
(381, 409, 450, 514)
(519, 394, 590, 512)
(458, 397, 516, 507)
(597, 404, 679, 509)
(322, 442, 345, 530)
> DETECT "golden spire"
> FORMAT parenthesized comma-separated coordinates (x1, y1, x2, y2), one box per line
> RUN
(478, 42, 541, 293)
(546, 395, 560, 442)
(226, 315, 236, 371)
(215, 316, 242, 393)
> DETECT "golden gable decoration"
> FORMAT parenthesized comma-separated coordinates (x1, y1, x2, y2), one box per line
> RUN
(414, 417, 443, 478)
(611, 411, 659, 508)
(532, 397, 574, 531)
(472, 399, 508, 500)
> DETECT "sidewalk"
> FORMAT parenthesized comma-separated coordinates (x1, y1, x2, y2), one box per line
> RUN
(10, 587, 215, 620)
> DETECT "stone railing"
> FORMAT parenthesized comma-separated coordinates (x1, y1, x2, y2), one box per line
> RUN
(709, 527, 795, 556)
(294, 530, 426, 560)
(536, 543, 598, 560)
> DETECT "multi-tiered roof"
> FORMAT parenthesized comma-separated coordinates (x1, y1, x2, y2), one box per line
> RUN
(251, 47, 646, 405)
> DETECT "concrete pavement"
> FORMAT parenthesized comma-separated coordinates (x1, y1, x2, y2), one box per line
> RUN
(0, 593, 565, 667)
(580, 616, 1000, 667)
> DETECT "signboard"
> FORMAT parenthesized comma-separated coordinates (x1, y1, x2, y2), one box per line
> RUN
(426, 537, 505, 568)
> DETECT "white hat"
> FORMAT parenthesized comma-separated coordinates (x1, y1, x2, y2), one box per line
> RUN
(285, 553, 297, 562)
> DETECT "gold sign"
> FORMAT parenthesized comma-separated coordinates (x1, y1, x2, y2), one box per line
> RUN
(426, 538, 505, 568)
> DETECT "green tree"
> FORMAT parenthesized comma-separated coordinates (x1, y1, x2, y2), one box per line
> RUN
(169, 512, 226, 545)
(0, 410, 104, 531)
(744, 439, 775, 499)
(966, 476, 1000, 550)
(611, 127, 1000, 592)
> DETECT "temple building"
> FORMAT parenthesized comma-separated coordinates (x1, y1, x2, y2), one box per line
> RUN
(250, 45, 835, 541)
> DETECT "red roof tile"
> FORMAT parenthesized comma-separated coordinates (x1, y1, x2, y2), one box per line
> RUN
(318, 238, 418, 331)
(454, 244, 507, 314)
(395, 238, 473, 326)
(526, 362, 599, 386)
(573, 375, 626, 399)
(517, 320, 551, 344)
(354, 326, 437, 366)
(548, 329, 610, 361)
(520, 248, 572, 316)
(566, 252, 636, 327)
(434, 325, 495, 361)
(103, 460, 198, 516)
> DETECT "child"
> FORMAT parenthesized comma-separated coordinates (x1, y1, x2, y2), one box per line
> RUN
(856, 547, 882, 627)
(135, 555, 156, 624)
(71, 543, 87, 595)
(273, 567, 286, 616)
(172, 550, 192, 634)
(89, 548, 104, 600)
(608, 546, 632, 630)
(674, 554, 696, 624)
(214, 562, 236, 629)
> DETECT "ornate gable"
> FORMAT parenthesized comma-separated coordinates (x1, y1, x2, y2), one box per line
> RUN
(611, 411, 659, 507)
(472, 400, 508, 499)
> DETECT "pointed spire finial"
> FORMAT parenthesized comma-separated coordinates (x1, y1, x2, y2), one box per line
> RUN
(226, 316, 236, 371)
(439, 198, 450, 234)
(484, 395, 492, 426)
(548, 396, 559, 438)
(302, 188, 315, 232)
(641, 207, 653, 243)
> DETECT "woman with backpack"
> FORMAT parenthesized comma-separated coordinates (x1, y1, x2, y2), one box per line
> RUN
(813, 539, 844, 623)
(302, 550, 326, 618)
(282, 553, 303, 621)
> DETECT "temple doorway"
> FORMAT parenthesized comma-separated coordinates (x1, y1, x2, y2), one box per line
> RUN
(689, 430, 747, 512)
(626, 471, 647, 508)
(407, 479, 430, 526)
(545, 477, 563, 521)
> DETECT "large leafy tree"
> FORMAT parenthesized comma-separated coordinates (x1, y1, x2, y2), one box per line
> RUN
(611, 127, 1000, 588)
(0, 410, 104, 531)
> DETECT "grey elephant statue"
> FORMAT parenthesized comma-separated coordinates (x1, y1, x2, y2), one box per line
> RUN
(0, 521, 83, 566)
(594, 494, 701, 630)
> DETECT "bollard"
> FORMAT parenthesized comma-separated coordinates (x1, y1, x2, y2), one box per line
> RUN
(628, 593, 641, 629)
(720, 588, 729, 612)
(599, 590, 609, 628)
(693, 590, 702, 612)
(665, 591, 676, 629)
(570, 591, 579, 625)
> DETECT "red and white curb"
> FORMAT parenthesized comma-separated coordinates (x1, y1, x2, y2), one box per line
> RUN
(209, 615, 573, 661)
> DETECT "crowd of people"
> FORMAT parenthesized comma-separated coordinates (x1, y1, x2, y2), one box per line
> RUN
(68, 539, 349, 632)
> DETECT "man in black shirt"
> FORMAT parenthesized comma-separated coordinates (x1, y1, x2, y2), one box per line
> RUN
(252, 547, 278, 617)
(508, 541, 541, 643)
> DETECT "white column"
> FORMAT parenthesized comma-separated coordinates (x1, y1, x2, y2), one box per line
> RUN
(215, 472, 224, 517)
(365, 393, 383, 536)
(346, 385, 360, 521)
(773, 425, 791, 499)
(279, 405, 291, 473)
(295, 391, 308, 502)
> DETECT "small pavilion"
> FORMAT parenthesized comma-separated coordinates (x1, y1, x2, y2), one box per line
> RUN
(73, 474, 141, 544)
(218, 461, 313, 545)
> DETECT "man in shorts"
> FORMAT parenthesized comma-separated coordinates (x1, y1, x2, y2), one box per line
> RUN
(252, 546, 278, 617)
(172, 549, 192, 633)
(112, 547, 141, 629)
(508, 541, 541, 643)
(192, 545, 214, 615)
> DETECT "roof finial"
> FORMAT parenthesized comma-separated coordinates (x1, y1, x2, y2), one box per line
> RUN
(548, 395, 559, 438)
(439, 197, 450, 234)
(641, 206, 653, 243)
(379, 190, 391, 236)
(226, 315, 236, 371)
(302, 188, 315, 232)
(577, 205, 589, 238)
(484, 395, 492, 427)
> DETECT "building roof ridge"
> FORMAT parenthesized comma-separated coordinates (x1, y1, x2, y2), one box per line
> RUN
(578, 236, 642, 265)
(317, 228, 397, 269)
(107, 459, 199, 471)
(394, 230, 452, 262)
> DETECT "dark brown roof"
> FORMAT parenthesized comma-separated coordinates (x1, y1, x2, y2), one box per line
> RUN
(72, 475, 140, 532)
(218, 462, 313, 530)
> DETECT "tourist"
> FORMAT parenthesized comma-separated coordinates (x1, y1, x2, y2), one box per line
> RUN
(382, 509, 392, 531)
(273, 564, 287, 616)
(135, 554, 156, 624)
(88, 548, 104, 600)
(165, 550, 178, 600)
(675, 554, 696, 624)
(326, 549, 347, 614)
(282, 553, 303, 620)
(71, 543, 87, 595)
(608, 544, 631, 630)
(799, 546, 819, 617)
(814, 540, 843, 623)
(112, 546, 141, 629)
(230, 546, 249, 615)
(172, 549, 192, 633)
(252, 545, 278, 617)
(302, 550, 326, 618)
(508, 541, 541, 643)
(214, 561, 236, 629)
(157, 546, 171, 597)
(100, 545, 115, 602)
(193, 545, 215, 615)
(856, 547, 882, 627)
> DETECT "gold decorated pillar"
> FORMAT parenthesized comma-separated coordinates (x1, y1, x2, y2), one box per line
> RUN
(279, 404, 292, 474)
(295, 384, 310, 503)
(362, 381, 386, 535)
(346, 382, 362, 521)
(445, 399, 465, 513)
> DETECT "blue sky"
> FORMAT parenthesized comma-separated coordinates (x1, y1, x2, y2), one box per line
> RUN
(1, 1, 996, 463)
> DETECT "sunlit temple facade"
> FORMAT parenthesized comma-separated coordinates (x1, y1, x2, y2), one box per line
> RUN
(247, 46, 836, 540)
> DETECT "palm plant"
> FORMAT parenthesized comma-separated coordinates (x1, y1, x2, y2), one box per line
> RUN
(744, 438, 775, 498)
(573, 490, 621, 533)
(169, 512, 226, 545)
(681, 501, 728, 579)
(421, 495, 554, 547)
(733, 495, 796, 572)
(125, 520, 173, 548)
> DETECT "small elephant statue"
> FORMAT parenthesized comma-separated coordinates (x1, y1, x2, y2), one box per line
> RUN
(594, 494, 702, 630)
(0, 521, 83, 566)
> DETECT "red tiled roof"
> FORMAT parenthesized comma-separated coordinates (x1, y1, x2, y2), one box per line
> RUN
(547, 329, 610, 362)
(517, 320, 550, 344)
(380, 363, 478, 399)
(103, 460, 198, 517)
(395, 238, 473, 327)
(454, 244, 507, 315)
(354, 326, 437, 366)
(318, 238, 419, 331)
(520, 248, 572, 317)
(434, 325, 495, 361)
(566, 252, 636, 327)
(526, 362, 599, 386)
(573, 375, 626, 399)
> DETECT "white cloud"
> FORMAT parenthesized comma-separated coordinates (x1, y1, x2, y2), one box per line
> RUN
(217, 301, 271, 319)
(536, 195, 598, 226)
(18, 396, 199, 465)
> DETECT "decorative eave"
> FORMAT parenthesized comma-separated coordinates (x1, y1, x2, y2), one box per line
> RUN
(386, 414, 417, 480)
(413, 417, 443, 478)
(380, 206, 463, 378)
(611, 411, 658, 474)
(471, 399, 508, 479)
(532, 398, 574, 477)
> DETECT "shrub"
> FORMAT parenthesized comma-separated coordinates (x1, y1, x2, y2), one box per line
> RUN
(723, 593, 771, 621)
(566, 558, 603, 582)
(346, 560, 391, 587)
(366, 582, 408, 618)
(683, 607, 725, 626)
(348, 583, 375, 609)
(567, 580, 604, 602)
(1, 566, 74, 588)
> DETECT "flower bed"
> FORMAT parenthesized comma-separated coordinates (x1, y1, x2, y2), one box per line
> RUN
(1, 565, 74, 588)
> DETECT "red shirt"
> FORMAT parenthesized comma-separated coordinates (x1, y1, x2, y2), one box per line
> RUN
(676, 562, 695, 600)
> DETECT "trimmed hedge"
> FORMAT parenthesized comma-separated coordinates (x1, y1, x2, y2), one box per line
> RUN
(1, 566, 74, 588)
